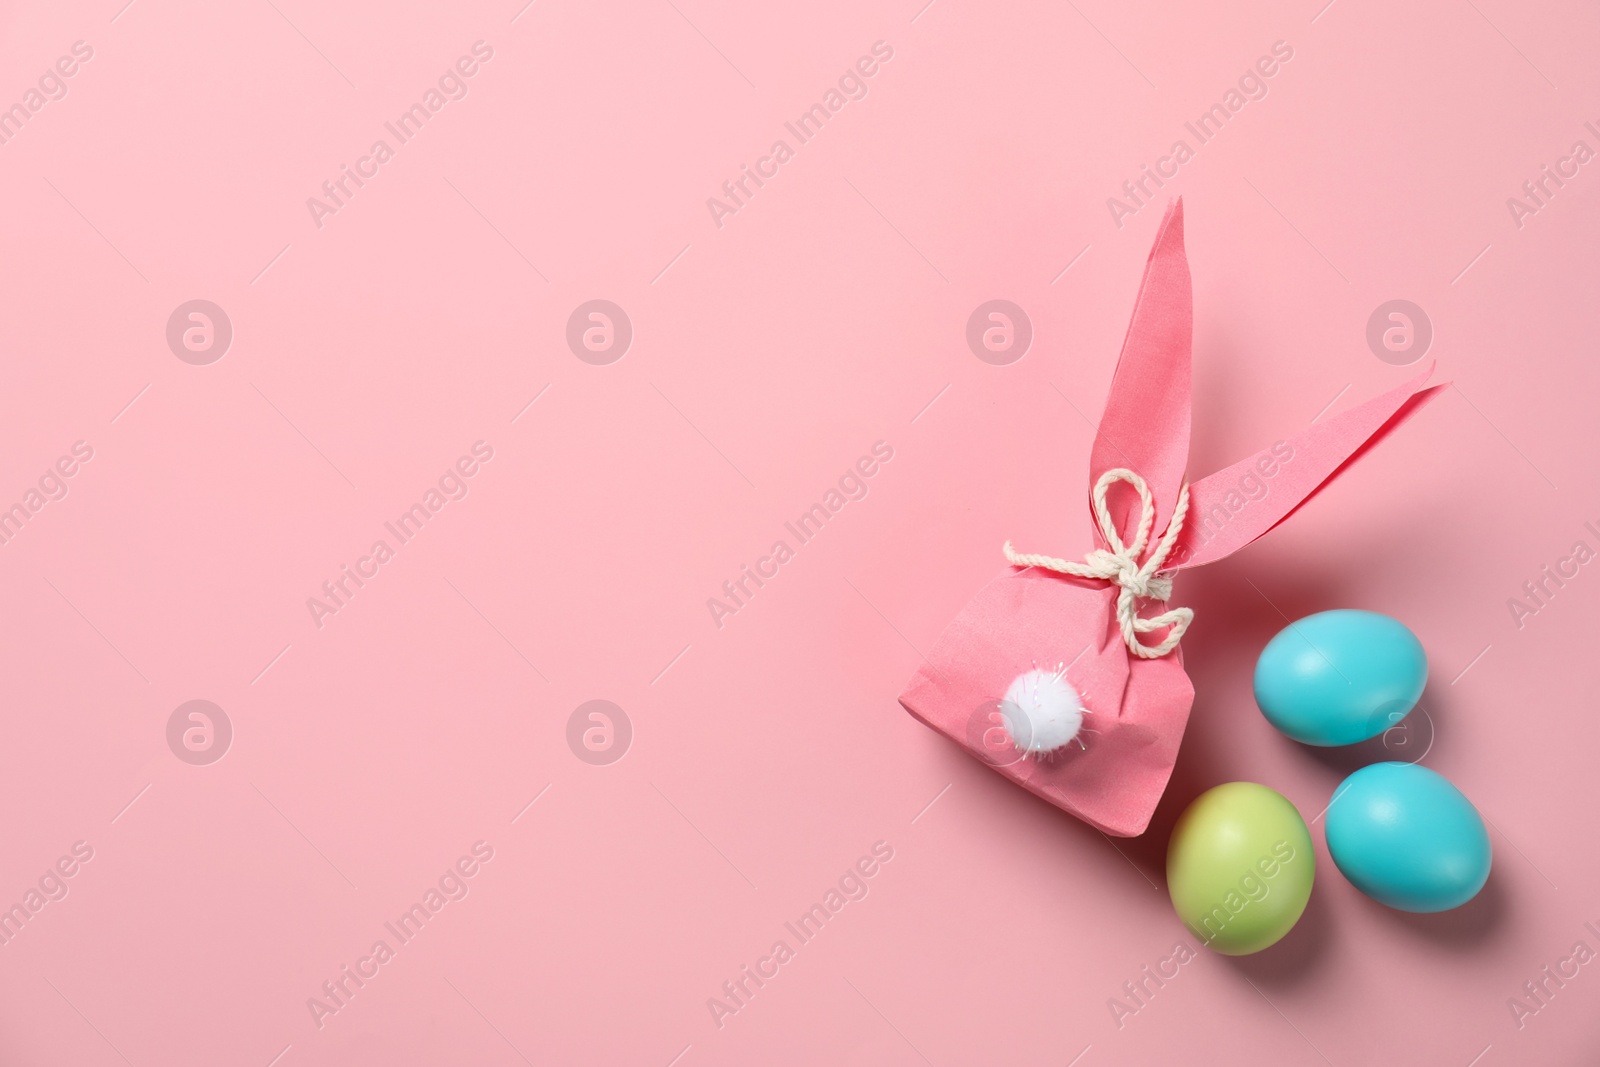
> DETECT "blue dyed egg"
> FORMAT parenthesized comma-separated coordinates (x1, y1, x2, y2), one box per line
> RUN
(1324, 762, 1491, 912)
(1254, 609, 1426, 746)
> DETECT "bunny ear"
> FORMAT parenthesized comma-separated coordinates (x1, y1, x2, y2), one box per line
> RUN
(1090, 199, 1193, 544)
(1171, 365, 1445, 570)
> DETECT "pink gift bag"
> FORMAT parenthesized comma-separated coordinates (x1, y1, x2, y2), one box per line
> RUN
(898, 199, 1444, 837)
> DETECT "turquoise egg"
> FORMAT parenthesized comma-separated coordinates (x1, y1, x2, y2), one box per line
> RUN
(1254, 609, 1426, 746)
(1325, 762, 1491, 912)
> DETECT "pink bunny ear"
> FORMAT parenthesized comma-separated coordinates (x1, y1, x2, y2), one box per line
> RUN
(1090, 199, 1192, 544)
(1171, 364, 1445, 570)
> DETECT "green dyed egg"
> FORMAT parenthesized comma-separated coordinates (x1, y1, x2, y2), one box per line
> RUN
(1166, 782, 1315, 955)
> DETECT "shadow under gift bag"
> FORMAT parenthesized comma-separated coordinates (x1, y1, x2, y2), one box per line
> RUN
(898, 199, 1445, 837)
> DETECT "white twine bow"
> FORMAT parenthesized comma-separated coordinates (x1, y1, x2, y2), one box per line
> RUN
(1003, 468, 1194, 659)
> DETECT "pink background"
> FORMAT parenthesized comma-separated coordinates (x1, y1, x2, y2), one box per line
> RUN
(0, 0, 1596, 1063)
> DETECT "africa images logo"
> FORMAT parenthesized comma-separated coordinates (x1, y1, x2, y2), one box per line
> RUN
(1105, 41, 1294, 229)
(305, 42, 495, 229)
(305, 441, 495, 629)
(706, 442, 893, 629)
(166, 300, 233, 365)
(705, 41, 895, 229)
(0, 40, 94, 148)
(306, 841, 496, 1030)
(705, 842, 894, 1030)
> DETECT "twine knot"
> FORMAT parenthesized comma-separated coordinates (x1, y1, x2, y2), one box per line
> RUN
(1003, 468, 1194, 659)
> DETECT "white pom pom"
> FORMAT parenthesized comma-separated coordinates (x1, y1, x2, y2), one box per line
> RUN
(999, 668, 1085, 755)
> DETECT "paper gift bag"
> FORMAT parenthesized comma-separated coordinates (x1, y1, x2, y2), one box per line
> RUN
(899, 199, 1444, 836)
